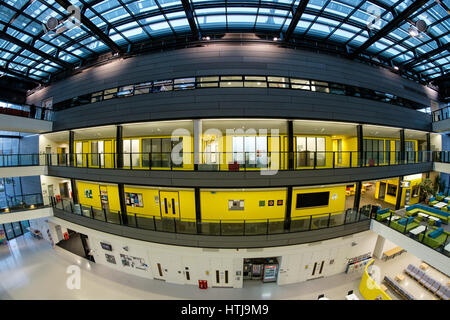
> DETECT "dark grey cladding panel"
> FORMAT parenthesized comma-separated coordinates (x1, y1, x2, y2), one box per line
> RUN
(51, 88, 432, 132)
(47, 162, 433, 188)
(28, 44, 437, 108)
(53, 208, 370, 248)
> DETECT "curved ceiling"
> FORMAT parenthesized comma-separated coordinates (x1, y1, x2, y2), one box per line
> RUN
(0, 0, 448, 85)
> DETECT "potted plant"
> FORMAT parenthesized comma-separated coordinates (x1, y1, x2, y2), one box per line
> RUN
(418, 178, 434, 203)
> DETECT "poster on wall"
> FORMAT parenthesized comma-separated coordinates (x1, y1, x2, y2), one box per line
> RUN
(125, 193, 144, 207)
(84, 189, 93, 199)
(0, 229, 6, 245)
(120, 254, 148, 271)
(105, 254, 116, 264)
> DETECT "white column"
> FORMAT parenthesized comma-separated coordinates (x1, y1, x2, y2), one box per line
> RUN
(193, 120, 202, 166)
(373, 235, 386, 259)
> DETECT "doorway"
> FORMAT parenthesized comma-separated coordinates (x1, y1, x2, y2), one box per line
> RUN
(378, 182, 386, 201)
(308, 260, 326, 280)
(243, 257, 280, 284)
(56, 229, 93, 261)
(159, 191, 180, 218)
(59, 183, 70, 199)
(99, 186, 109, 211)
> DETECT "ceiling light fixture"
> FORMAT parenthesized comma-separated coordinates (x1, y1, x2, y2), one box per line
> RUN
(409, 26, 419, 37)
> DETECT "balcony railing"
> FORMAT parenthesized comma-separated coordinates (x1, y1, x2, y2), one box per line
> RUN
(433, 151, 450, 163)
(50, 196, 370, 236)
(0, 193, 46, 214)
(432, 106, 450, 122)
(50, 197, 449, 257)
(0, 104, 53, 121)
(41, 151, 433, 171)
(378, 211, 450, 258)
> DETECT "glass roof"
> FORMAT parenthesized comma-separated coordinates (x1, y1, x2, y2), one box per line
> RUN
(0, 0, 448, 83)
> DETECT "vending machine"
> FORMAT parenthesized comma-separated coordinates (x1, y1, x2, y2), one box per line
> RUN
(262, 263, 278, 283)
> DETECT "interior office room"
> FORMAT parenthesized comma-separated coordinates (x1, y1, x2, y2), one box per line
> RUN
(0, 0, 450, 308)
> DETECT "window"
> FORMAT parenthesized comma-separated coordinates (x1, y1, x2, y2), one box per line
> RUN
(197, 76, 219, 88)
(311, 81, 329, 93)
(91, 91, 103, 103)
(123, 139, 140, 168)
(232, 136, 268, 168)
(296, 137, 326, 167)
(291, 78, 310, 90)
(244, 76, 267, 87)
(220, 76, 243, 87)
(103, 88, 118, 100)
(296, 192, 329, 209)
(387, 184, 397, 196)
(134, 82, 153, 95)
(153, 80, 173, 92)
(364, 139, 385, 165)
(174, 78, 195, 90)
(228, 199, 244, 211)
(142, 138, 183, 168)
(268, 76, 289, 88)
(117, 85, 134, 97)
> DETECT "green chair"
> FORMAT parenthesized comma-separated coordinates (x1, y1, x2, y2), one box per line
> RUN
(428, 219, 435, 226)
(436, 195, 445, 202)
(416, 215, 423, 222)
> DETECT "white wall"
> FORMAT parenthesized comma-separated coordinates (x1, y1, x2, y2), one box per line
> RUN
(0, 207, 53, 224)
(40, 176, 73, 205)
(39, 134, 69, 155)
(430, 133, 442, 151)
(46, 216, 379, 289)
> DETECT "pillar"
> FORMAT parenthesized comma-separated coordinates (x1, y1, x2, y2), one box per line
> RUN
(193, 119, 202, 171)
(373, 235, 386, 259)
(116, 125, 123, 169)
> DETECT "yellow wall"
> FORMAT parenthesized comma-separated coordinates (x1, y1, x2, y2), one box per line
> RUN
(332, 136, 357, 167)
(200, 189, 287, 221)
(124, 186, 196, 219)
(359, 259, 392, 300)
(291, 186, 346, 217)
(400, 176, 423, 207)
(76, 181, 120, 211)
(375, 178, 399, 206)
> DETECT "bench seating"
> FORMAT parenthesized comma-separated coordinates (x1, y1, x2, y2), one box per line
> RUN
(405, 204, 449, 224)
(389, 219, 420, 233)
(418, 229, 449, 249)
(384, 276, 416, 300)
(376, 208, 394, 222)
(404, 264, 450, 300)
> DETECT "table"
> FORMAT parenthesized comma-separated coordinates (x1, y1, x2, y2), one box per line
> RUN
(395, 274, 405, 282)
(318, 297, 330, 300)
(428, 216, 440, 221)
(409, 225, 426, 236)
(444, 197, 450, 201)
(433, 202, 447, 209)
(444, 243, 450, 253)
(417, 212, 429, 218)
(383, 246, 404, 261)
(386, 215, 401, 221)
(419, 263, 429, 270)
(345, 293, 360, 300)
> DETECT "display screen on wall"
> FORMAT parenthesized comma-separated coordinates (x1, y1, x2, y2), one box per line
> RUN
(100, 242, 112, 251)
(296, 192, 330, 209)
(387, 184, 398, 196)
(400, 181, 411, 188)
(84, 189, 93, 199)
(125, 192, 144, 207)
(228, 200, 244, 211)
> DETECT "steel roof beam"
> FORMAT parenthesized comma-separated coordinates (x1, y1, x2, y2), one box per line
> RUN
(55, 0, 124, 54)
(402, 42, 450, 69)
(284, 0, 310, 41)
(349, 0, 428, 59)
(0, 66, 44, 84)
(0, 30, 73, 69)
(181, 0, 200, 40)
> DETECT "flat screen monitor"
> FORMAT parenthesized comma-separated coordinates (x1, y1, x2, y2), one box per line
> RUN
(400, 181, 410, 188)
(100, 242, 112, 251)
(296, 192, 330, 209)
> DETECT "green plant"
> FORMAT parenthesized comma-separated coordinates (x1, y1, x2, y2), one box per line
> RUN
(418, 178, 434, 201)
(434, 175, 440, 194)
